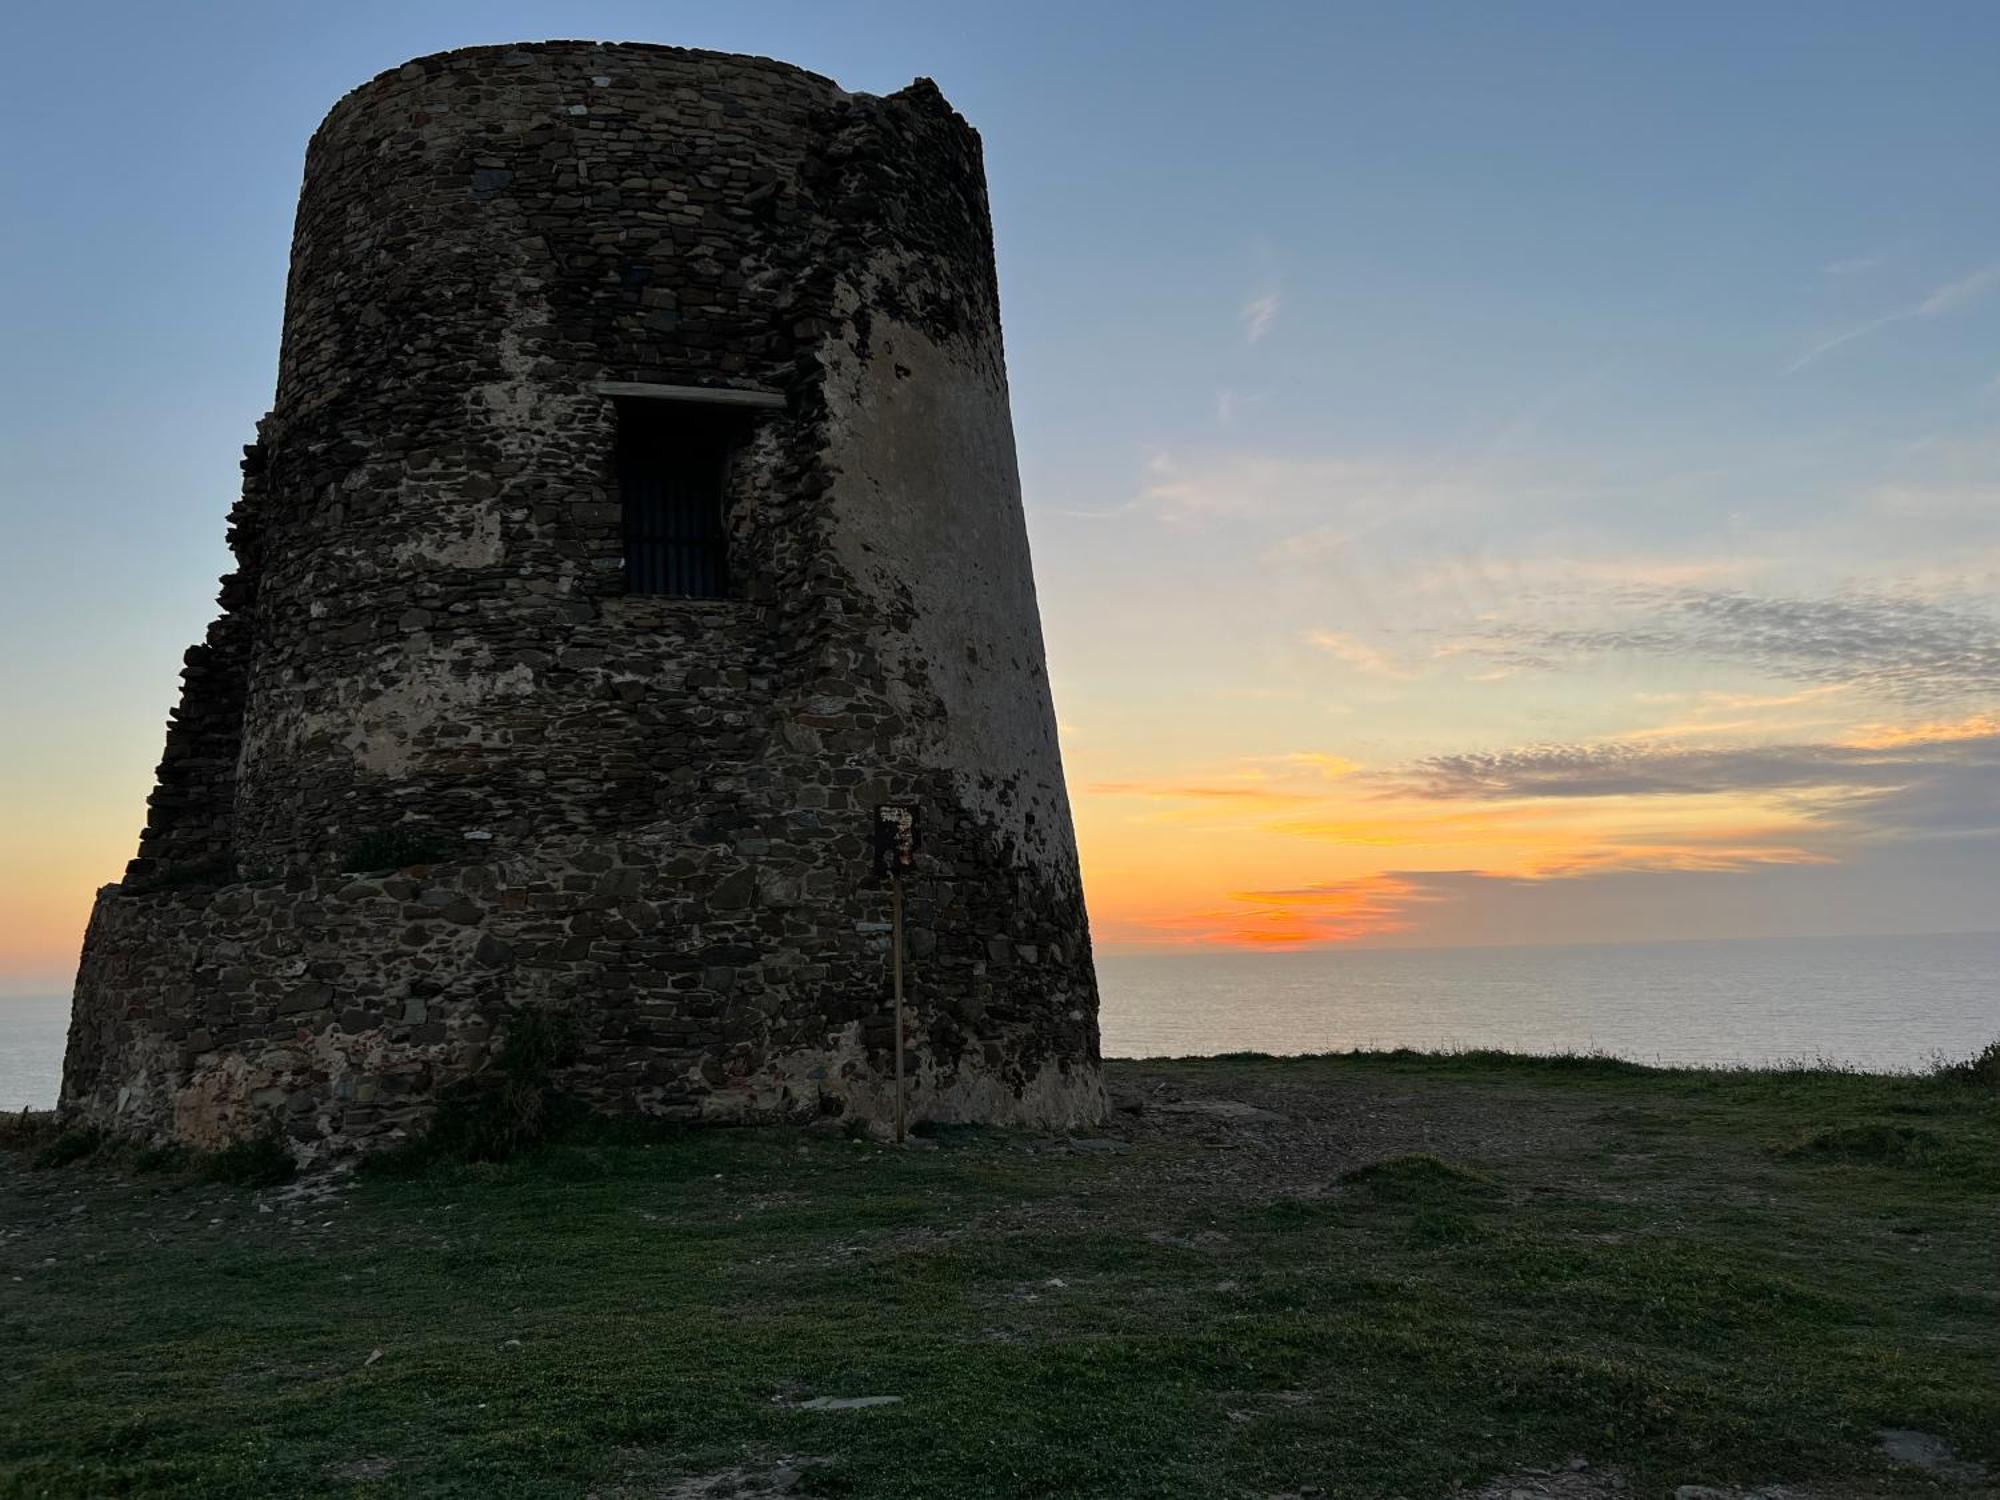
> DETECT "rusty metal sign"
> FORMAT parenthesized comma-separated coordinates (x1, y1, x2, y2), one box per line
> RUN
(872, 803, 918, 879)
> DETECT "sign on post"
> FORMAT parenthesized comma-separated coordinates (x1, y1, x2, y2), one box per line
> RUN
(872, 803, 918, 878)
(873, 804, 918, 1143)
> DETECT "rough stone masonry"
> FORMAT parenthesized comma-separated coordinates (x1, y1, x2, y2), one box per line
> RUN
(59, 40, 1105, 1161)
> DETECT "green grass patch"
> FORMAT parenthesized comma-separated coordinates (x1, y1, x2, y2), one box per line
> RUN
(4, 1050, 1997, 1498)
(1338, 1153, 1501, 1202)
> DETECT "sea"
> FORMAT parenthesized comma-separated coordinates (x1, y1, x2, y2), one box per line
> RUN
(4, 930, 1995, 1111)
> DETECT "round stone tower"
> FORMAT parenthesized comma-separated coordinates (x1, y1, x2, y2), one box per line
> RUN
(60, 41, 1103, 1159)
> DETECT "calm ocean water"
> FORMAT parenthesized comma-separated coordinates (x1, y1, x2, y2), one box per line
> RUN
(1099, 931, 2000, 1069)
(1, 995, 71, 1112)
(5, 931, 1995, 1109)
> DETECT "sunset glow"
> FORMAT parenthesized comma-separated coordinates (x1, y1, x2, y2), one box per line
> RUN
(6, 4, 2000, 991)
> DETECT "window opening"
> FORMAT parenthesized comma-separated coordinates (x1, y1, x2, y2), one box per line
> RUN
(616, 401, 735, 598)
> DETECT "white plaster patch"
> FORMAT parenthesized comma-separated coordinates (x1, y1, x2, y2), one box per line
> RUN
(391, 506, 503, 570)
(817, 265, 1080, 873)
(467, 276, 562, 452)
(344, 657, 539, 775)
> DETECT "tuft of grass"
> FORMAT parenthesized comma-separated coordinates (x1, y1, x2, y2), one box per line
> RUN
(1934, 1038, 2000, 1090)
(132, 1141, 189, 1174)
(197, 1133, 296, 1188)
(0, 1108, 59, 1151)
(1785, 1122, 1945, 1165)
(31, 1126, 103, 1169)
(913, 1120, 993, 1144)
(340, 824, 453, 873)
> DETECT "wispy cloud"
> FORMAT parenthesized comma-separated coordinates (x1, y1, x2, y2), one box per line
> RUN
(1304, 629, 1410, 678)
(1241, 291, 1280, 344)
(1108, 444, 1590, 538)
(1089, 779, 1317, 806)
(1259, 751, 1363, 778)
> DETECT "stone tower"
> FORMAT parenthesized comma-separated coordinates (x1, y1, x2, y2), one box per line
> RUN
(60, 41, 1103, 1159)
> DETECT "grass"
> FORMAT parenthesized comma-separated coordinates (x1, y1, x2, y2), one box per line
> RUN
(1, 1050, 1995, 1499)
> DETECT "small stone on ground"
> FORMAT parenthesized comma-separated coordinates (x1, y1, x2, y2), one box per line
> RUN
(1878, 1427, 1989, 1482)
(786, 1394, 902, 1412)
(1157, 1098, 1285, 1124)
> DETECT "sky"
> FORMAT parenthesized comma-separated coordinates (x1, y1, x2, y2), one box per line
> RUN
(4, 2, 2000, 993)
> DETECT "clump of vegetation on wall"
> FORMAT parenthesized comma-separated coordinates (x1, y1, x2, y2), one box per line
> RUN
(124, 856, 234, 894)
(341, 825, 454, 873)
(365, 1006, 580, 1174)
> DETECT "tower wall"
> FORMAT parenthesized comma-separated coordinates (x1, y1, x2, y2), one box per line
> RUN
(61, 42, 1102, 1158)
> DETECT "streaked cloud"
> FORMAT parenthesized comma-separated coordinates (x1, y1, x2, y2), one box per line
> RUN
(1787, 258, 2000, 374)
(1383, 730, 2000, 841)
(1390, 739, 1918, 801)
(1918, 262, 2000, 316)
(1784, 311, 1909, 376)
(1846, 711, 2000, 749)
(1462, 587, 2000, 706)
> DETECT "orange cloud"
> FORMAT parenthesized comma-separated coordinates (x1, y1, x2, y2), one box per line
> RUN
(1845, 713, 2000, 749)
(1088, 781, 1317, 804)
(1258, 752, 1362, 778)
(1132, 875, 1430, 948)
(1072, 701, 2000, 953)
(1303, 630, 1410, 678)
(1075, 754, 1845, 949)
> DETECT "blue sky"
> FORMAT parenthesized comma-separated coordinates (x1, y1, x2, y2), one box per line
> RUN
(5, 1, 2000, 985)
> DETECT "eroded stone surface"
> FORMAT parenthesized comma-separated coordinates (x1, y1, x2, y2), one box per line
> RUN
(61, 40, 1102, 1161)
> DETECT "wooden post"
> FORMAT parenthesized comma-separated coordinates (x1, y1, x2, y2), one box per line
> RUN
(891, 869, 906, 1144)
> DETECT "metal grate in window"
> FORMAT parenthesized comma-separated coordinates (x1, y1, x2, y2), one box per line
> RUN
(617, 404, 732, 598)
